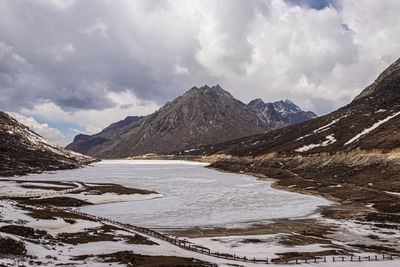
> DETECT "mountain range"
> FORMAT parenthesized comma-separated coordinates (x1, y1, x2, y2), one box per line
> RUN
(178, 57, 400, 220)
(66, 85, 316, 158)
(181, 58, 400, 157)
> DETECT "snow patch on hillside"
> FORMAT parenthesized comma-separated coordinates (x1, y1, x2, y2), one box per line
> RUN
(385, 191, 400, 197)
(345, 111, 400, 146)
(295, 134, 336, 152)
(313, 115, 347, 134)
(297, 115, 346, 141)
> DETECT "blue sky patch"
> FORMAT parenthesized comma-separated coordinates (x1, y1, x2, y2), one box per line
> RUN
(284, 0, 340, 10)
(36, 119, 84, 135)
(341, 23, 350, 31)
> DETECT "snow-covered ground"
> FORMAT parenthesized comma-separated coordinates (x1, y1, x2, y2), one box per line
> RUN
(26, 218, 103, 234)
(17, 160, 332, 229)
(188, 234, 329, 258)
(1, 160, 399, 266)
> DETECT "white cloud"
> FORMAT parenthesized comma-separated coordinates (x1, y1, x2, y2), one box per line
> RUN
(195, 1, 257, 77)
(85, 125, 102, 135)
(7, 112, 70, 146)
(32, 0, 77, 10)
(70, 125, 101, 135)
(47, 43, 76, 62)
(341, 0, 400, 73)
(191, 1, 361, 113)
(0, 41, 30, 72)
(174, 65, 189, 75)
(80, 18, 109, 39)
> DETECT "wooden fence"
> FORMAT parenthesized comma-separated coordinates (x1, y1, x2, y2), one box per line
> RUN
(55, 207, 400, 265)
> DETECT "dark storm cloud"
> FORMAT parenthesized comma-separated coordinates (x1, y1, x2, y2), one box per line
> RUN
(0, 0, 206, 112)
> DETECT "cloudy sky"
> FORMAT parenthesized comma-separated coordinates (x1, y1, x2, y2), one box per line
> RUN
(1, 0, 400, 146)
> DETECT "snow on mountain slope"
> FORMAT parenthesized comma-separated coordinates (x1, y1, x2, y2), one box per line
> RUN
(0, 111, 95, 176)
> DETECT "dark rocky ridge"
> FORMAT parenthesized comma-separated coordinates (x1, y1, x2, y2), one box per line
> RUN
(67, 85, 316, 158)
(0, 111, 95, 176)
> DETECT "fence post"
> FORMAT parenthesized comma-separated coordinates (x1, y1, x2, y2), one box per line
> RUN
(358, 256, 361, 262)
(324, 257, 326, 262)
(333, 257, 335, 262)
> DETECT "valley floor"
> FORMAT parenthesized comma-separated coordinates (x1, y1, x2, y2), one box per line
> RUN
(1, 158, 400, 266)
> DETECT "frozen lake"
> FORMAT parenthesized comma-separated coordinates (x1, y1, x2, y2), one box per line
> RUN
(21, 160, 332, 229)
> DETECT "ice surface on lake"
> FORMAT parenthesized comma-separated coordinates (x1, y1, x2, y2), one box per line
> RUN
(18, 160, 332, 229)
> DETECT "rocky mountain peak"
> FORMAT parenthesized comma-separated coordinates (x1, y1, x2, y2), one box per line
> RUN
(180, 84, 238, 106)
(199, 84, 210, 90)
(248, 98, 304, 114)
(248, 97, 316, 124)
(248, 98, 265, 107)
(73, 134, 90, 142)
(273, 99, 302, 113)
(198, 84, 229, 95)
(198, 84, 223, 90)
